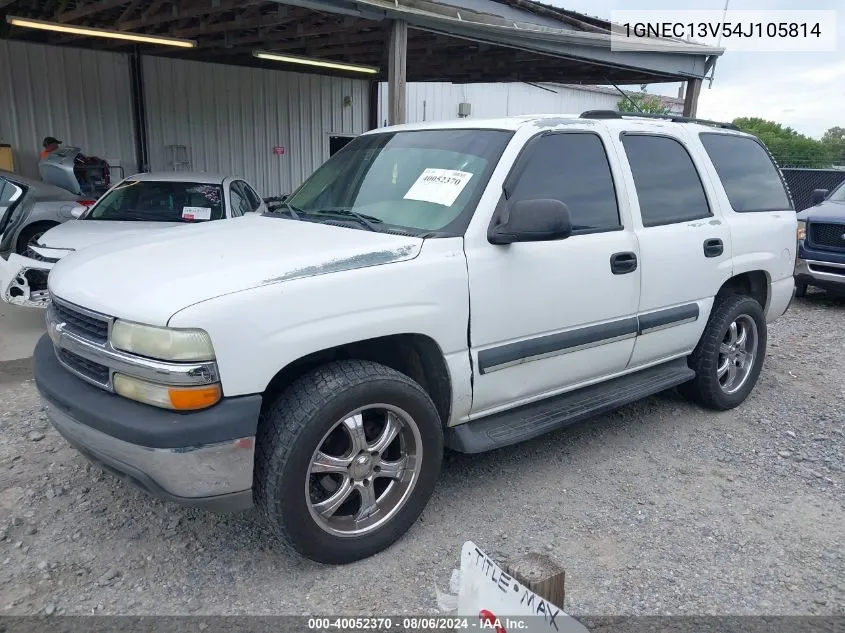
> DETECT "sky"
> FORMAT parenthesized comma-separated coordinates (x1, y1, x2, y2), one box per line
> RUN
(545, 0, 844, 139)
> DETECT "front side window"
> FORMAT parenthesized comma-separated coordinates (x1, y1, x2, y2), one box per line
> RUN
(505, 132, 621, 233)
(700, 133, 792, 212)
(0, 178, 24, 203)
(229, 184, 251, 217)
(241, 182, 262, 211)
(88, 181, 225, 222)
(285, 129, 512, 235)
(622, 135, 711, 227)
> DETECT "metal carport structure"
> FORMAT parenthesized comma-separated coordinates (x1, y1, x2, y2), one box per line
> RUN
(0, 0, 721, 187)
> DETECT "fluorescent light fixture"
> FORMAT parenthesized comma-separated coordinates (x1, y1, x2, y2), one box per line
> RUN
(253, 50, 379, 75)
(5, 15, 197, 48)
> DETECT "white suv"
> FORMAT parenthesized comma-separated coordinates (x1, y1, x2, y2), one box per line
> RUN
(34, 112, 797, 564)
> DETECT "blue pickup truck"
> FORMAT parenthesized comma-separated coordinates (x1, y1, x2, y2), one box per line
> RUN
(795, 181, 845, 297)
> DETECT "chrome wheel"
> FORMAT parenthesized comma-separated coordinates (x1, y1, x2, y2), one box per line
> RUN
(306, 404, 422, 538)
(717, 314, 758, 394)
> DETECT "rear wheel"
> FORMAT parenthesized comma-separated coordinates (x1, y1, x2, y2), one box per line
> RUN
(255, 360, 443, 564)
(679, 294, 767, 410)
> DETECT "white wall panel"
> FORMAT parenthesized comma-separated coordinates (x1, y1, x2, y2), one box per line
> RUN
(0, 40, 137, 179)
(378, 82, 626, 125)
(143, 56, 369, 197)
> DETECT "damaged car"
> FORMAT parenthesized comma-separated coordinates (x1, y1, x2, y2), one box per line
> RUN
(0, 170, 98, 258)
(0, 172, 266, 308)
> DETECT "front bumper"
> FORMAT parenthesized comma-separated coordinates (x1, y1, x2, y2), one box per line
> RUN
(0, 253, 53, 308)
(795, 257, 845, 294)
(33, 334, 261, 512)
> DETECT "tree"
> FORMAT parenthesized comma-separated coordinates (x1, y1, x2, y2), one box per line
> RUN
(732, 117, 832, 168)
(617, 85, 671, 115)
(821, 126, 845, 164)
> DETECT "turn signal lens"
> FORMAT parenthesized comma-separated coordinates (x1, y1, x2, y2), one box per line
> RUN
(797, 221, 807, 241)
(113, 373, 221, 411)
(168, 385, 222, 411)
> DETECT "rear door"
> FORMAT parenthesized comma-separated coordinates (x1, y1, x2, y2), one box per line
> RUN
(615, 130, 732, 368)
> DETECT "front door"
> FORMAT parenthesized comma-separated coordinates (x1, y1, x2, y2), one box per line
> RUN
(465, 130, 642, 417)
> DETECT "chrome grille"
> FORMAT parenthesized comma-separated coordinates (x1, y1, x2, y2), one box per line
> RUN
(58, 348, 110, 386)
(52, 298, 110, 343)
(808, 222, 845, 250)
(47, 293, 219, 394)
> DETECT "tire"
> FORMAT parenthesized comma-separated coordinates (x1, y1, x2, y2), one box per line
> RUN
(794, 282, 807, 298)
(255, 360, 443, 564)
(679, 294, 767, 411)
(15, 223, 57, 257)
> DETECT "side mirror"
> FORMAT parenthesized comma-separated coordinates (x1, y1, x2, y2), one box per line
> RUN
(811, 189, 829, 206)
(70, 205, 87, 219)
(488, 199, 573, 245)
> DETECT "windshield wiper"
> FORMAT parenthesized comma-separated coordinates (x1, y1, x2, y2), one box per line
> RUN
(311, 208, 383, 232)
(264, 200, 305, 220)
(282, 201, 304, 220)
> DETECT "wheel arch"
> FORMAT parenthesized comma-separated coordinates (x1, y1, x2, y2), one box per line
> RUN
(717, 270, 769, 312)
(261, 333, 453, 427)
(15, 220, 60, 254)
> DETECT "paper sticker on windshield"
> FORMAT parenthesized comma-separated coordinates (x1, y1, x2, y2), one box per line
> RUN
(182, 206, 211, 220)
(403, 168, 473, 207)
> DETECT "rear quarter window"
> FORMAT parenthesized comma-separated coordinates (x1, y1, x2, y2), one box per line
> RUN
(699, 133, 793, 212)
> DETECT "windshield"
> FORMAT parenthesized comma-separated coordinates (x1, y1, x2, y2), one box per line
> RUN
(285, 129, 512, 235)
(87, 180, 225, 222)
(829, 180, 845, 202)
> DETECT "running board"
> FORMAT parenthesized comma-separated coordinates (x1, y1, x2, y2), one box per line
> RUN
(446, 358, 695, 453)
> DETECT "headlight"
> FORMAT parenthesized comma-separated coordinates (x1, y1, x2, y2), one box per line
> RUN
(110, 320, 215, 361)
(797, 220, 807, 241)
(113, 374, 221, 411)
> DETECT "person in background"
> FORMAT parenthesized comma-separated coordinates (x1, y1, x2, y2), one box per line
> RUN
(40, 136, 62, 160)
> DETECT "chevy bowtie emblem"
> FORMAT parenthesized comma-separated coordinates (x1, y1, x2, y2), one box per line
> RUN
(49, 321, 67, 345)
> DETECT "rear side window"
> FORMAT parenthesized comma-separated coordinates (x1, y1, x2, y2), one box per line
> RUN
(621, 134, 711, 227)
(699, 133, 792, 212)
(506, 132, 620, 233)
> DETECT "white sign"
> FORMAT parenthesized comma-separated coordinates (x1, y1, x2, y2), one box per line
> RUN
(182, 206, 211, 221)
(458, 542, 588, 633)
(403, 168, 473, 207)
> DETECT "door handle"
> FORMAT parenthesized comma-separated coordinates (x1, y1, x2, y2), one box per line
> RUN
(610, 251, 637, 275)
(703, 238, 724, 258)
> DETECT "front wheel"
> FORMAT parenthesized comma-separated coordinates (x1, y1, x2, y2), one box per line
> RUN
(16, 223, 57, 257)
(255, 360, 443, 564)
(679, 294, 767, 410)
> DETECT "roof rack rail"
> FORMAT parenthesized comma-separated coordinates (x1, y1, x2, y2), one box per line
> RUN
(579, 110, 739, 131)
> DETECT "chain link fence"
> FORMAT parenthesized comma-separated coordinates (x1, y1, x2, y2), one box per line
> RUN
(780, 166, 845, 211)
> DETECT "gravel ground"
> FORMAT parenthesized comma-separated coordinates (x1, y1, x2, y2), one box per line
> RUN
(1, 292, 843, 617)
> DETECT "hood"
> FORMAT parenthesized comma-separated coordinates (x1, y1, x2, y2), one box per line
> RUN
(48, 215, 422, 325)
(797, 199, 845, 223)
(39, 220, 183, 251)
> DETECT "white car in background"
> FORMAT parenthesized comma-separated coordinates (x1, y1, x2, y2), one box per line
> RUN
(0, 172, 267, 308)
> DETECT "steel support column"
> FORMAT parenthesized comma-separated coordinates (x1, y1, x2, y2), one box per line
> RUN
(128, 47, 150, 173)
